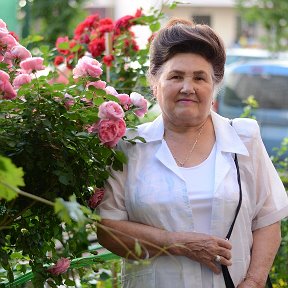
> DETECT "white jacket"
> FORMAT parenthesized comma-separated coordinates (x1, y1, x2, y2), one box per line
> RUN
(98, 111, 288, 288)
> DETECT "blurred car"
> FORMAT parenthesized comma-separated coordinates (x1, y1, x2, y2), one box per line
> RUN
(215, 59, 288, 155)
(226, 48, 274, 65)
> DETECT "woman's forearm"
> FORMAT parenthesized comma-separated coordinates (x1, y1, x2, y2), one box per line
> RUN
(97, 219, 232, 273)
(97, 219, 169, 259)
(238, 222, 281, 288)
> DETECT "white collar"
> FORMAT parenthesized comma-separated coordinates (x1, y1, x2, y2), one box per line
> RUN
(129, 111, 249, 156)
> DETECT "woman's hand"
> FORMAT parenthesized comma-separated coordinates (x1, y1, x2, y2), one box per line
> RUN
(167, 232, 232, 273)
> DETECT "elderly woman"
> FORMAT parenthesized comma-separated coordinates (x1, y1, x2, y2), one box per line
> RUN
(97, 18, 288, 288)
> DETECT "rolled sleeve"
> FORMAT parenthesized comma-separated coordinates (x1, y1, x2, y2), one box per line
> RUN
(251, 136, 288, 231)
(96, 165, 129, 221)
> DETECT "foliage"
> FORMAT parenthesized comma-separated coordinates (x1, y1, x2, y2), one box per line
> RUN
(239, 95, 258, 119)
(20, 0, 88, 45)
(235, 0, 288, 51)
(270, 219, 288, 287)
(271, 139, 288, 286)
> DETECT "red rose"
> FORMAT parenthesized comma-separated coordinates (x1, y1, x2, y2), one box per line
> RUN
(54, 55, 65, 66)
(103, 55, 114, 67)
(88, 187, 105, 209)
(88, 38, 105, 58)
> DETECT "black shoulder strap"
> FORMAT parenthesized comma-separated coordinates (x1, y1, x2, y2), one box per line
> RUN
(225, 152, 242, 240)
(222, 120, 272, 288)
(226, 120, 243, 240)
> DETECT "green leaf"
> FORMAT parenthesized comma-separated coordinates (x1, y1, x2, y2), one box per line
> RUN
(64, 278, 75, 286)
(21, 34, 44, 46)
(0, 156, 24, 201)
(10, 252, 23, 259)
(54, 195, 88, 226)
(150, 22, 161, 32)
(70, 44, 82, 53)
(105, 94, 120, 102)
(113, 150, 128, 164)
(169, 2, 178, 9)
(134, 240, 142, 257)
(57, 42, 70, 50)
(99, 271, 111, 281)
(93, 97, 105, 106)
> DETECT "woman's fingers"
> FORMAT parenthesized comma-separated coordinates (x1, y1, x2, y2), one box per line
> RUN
(183, 233, 232, 272)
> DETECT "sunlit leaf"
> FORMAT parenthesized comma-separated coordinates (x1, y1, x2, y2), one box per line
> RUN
(0, 156, 24, 201)
(54, 195, 88, 226)
(134, 240, 142, 257)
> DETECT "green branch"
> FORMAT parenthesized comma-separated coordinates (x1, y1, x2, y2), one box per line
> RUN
(1, 181, 54, 207)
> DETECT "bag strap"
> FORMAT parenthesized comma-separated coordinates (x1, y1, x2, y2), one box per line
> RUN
(225, 152, 242, 240)
(222, 120, 272, 288)
(221, 120, 243, 288)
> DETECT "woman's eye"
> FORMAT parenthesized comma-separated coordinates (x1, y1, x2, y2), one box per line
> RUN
(170, 75, 182, 80)
(195, 76, 204, 81)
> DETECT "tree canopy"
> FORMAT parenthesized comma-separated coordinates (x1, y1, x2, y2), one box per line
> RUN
(236, 0, 288, 51)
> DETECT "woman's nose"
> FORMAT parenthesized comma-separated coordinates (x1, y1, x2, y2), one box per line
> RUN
(180, 80, 195, 95)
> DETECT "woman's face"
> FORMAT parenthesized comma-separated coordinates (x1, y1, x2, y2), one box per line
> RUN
(154, 53, 215, 127)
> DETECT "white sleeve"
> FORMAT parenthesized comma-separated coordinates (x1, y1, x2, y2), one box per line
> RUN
(251, 130, 288, 230)
(96, 164, 129, 220)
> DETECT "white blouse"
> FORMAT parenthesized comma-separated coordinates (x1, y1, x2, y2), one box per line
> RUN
(178, 143, 216, 234)
(97, 111, 288, 288)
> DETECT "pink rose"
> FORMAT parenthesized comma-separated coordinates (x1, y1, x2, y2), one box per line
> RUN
(0, 70, 10, 82)
(20, 57, 45, 73)
(130, 92, 148, 117)
(13, 73, 32, 89)
(0, 34, 17, 50)
(116, 93, 132, 110)
(0, 70, 17, 100)
(98, 101, 124, 120)
(105, 85, 118, 96)
(0, 28, 9, 37)
(87, 187, 105, 209)
(73, 56, 103, 79)
(47, 257, 70, 275)
(8, 45, 32, 61)
(87, 80, 106, 90)
(0, 19, 7, 29)
(64, 93, 75, 110)
(98, 118, 126, 147)
(87, 122, 99, 134)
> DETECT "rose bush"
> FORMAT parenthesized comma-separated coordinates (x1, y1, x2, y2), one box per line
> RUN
(53, 8, 163, 96)
(0, 13, 151, 286)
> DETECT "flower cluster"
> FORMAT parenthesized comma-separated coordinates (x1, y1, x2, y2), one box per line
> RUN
(0, 19, 46, 99)
(54, 9, 142, 69)
(1, 23, 148, 148)
(69, 55, 148, 147)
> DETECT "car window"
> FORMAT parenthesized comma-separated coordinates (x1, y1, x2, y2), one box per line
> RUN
(223, 72, 288, 109)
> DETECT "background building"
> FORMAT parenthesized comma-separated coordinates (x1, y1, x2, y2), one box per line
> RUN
(85, 0, 264, 49)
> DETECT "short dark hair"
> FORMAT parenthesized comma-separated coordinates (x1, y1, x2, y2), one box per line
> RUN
(148, 18, 226, 85)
